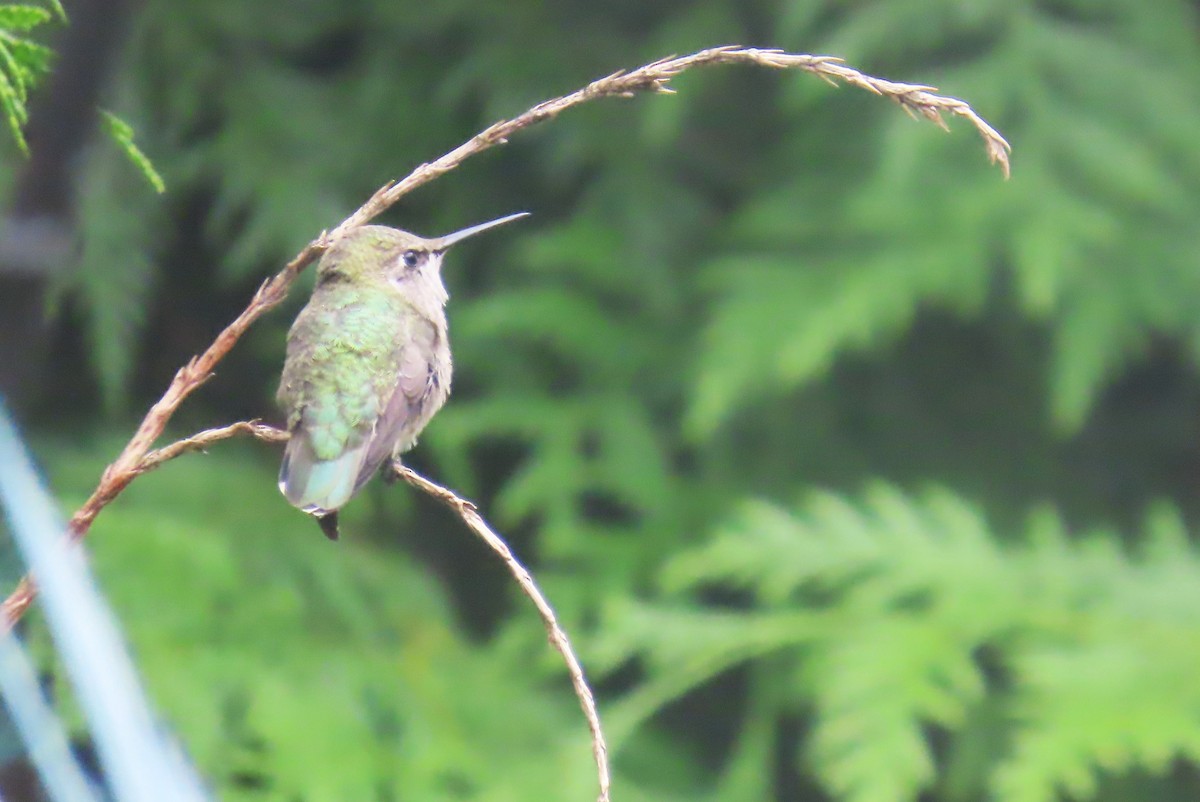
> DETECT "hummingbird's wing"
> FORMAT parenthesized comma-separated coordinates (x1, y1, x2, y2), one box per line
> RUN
(351, 313, 448, 496)
(277, 286, 413, 514)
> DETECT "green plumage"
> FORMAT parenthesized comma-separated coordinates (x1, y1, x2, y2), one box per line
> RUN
(278, 283, 410, 462)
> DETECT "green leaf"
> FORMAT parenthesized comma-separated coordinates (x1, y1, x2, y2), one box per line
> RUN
(0, 30, 52, 74)
(1049, 282, 1147, 431)
(0, 4, 51, 31)
(0, 17, 55, 153)
(807, 616, 984, 802)
(0, 65, 27, 153)
(0, 39, 27, 101)
(99, 109, 166, 194)
(41, 0, 65, 22)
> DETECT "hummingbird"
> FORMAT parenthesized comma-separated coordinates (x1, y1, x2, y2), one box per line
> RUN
(276, 212, 528, 540)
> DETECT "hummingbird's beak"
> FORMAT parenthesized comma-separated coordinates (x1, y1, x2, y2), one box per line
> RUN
(431, 212, 530, 252)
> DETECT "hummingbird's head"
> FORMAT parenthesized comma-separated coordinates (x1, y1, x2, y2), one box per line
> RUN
(317, 213, 529, 309)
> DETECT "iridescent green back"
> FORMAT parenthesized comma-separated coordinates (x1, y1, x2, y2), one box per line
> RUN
(277, 281, 412, 460)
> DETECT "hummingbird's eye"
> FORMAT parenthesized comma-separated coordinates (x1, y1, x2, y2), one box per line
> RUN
(401, 250, 423, 268)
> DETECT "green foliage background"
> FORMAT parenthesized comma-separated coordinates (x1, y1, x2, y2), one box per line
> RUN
(7, 0, 1200, 800)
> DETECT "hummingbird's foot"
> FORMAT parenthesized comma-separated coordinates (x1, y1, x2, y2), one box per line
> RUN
(381, 459, 402, 485)
(315, 511, 340, 541)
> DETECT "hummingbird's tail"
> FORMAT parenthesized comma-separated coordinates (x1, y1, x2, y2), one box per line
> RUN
(278, 432, 370, 517)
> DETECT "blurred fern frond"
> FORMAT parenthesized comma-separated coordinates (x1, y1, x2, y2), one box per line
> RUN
(600, 485, 1200, 802)
(54, 138, 161, 410)
(692, 0, 1200, 434)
